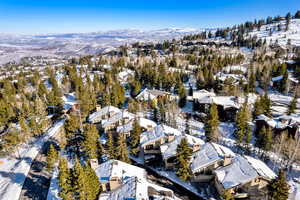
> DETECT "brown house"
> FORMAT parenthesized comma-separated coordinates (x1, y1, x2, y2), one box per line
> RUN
(214, 155, 276, 199)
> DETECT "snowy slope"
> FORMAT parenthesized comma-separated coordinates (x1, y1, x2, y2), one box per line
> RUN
(0, 119, 65, 200)
(248, 19, 300, 48)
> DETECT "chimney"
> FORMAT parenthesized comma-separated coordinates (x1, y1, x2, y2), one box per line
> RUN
(223, 156, 232, 167)
(192, 144, 201, 152)
(89, 159, 99, 170)
(167, 134, 175, 143)
(96, 105, 101, 112)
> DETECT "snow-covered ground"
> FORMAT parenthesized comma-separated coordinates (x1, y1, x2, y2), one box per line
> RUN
(46, 168, 61, 200)
(0, 119, 65, 200)
(248, 19, 300, 48)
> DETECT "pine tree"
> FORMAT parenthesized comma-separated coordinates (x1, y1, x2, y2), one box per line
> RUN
(46, 144, 58, 172)
(107, 133, 116, 159)
(178, 82, 187, 108)
(256, 126, 273, 151)
(116, 135, 130, 163)
(58, 158, 73, 200)
(72, 159, 88, 200)
(130, 118, 141, 156)
(248, 67, 256, 93)
(205, 104, 220, 142)
(64, 114, 80, 139)
(84, 165, 100, 200)
(19, 117, 30, 140)
(175, 138, 192, 181)
(236, 102, 251, 144)
(287, 95, 297, 115)
(83, 125, 99, 159)
(262, 93, 272, 117)
(268, 169, 290, 200)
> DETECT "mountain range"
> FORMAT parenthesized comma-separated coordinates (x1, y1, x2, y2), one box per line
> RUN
(0, 28, 203, 65)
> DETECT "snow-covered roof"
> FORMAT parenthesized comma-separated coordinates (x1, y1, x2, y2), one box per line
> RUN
(101, 111, 135, 128)
(116, 117, 157, 134)
(88, 106, 121, 123)
(223, 65, 247, 74)
(192, 89, 216, 100)
(211, 143, 236, 158)
(96, 160, 175, 200)
(215, 155, 259, 189)
(256, 114, 300, 129)
(244, 156, 277, 180)
(190, 143, 225, 173)
(160, 135, 205, 160)
(215, 72, 246, 83)
(197, 95, 243, 109)
(118, 69, 134, 83)
(98, 176, 175, 200)
(94, 160, 146, 182)
(140, 124, 182, 147)
(136, 88, 169, 101)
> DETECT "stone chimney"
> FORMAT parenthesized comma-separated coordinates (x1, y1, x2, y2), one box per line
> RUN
(192, 144, 201, 152)
(96, 105, 101, 112)
(167, 134, 175, 143)
(89, 159, 99, 170)
(223, 156, 232, 167)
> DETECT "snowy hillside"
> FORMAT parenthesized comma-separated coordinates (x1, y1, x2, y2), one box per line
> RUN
(248, 19, 300, 48)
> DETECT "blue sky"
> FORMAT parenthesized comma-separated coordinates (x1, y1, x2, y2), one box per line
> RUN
(0, 0, 299, 34)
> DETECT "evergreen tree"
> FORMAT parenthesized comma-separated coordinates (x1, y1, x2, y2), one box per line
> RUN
(19, 117, 30, 140)
(178, 82, 187, 108)
(46, 144, 58, 172)
(256, 126, 273, 151)
(83, 125, 99, 159)
(130, 118, 141, 156)
(205, 104, 220, 142)
(295, 10, 300, 19)
(58, 158, 73, 200)
(175, 138, 192, 181)
(107, 133, 116, 159)
(248, 67, 256, 93)
(287, 95, 297, 115)
(235, 102, 251, 144)
(72, 159, 88, 200)
(262, 93, 272, 117)
(116, 135, 130, 163)
(84, 165, 100, 200)
(268, 169, 290, 200)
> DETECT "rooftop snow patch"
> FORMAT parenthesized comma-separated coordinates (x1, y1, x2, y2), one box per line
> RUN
(94, 160, 146, 183)
(160, 135, 204, 160)
(88, 106, 121, 123)
(140, 124, 181, 147)
(191, 143, 224, 173)
(244, 156, 277, 180)
(215, 155, 259, 189)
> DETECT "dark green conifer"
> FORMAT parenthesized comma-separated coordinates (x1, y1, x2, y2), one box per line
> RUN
(130, 118, 141, 156)
(175, 138, 192, 181)
(268, 169, 290, 200)
(205, 104, 220, 142)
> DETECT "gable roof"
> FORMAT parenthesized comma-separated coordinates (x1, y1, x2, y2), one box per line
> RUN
(140, 124, 182, 147)
(160, 134, 205, 160)
(88, 106, 121, 123)
(190, 142, 235, 173)
(94, 160, 146, 182)
(215, 155, 259, 190)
